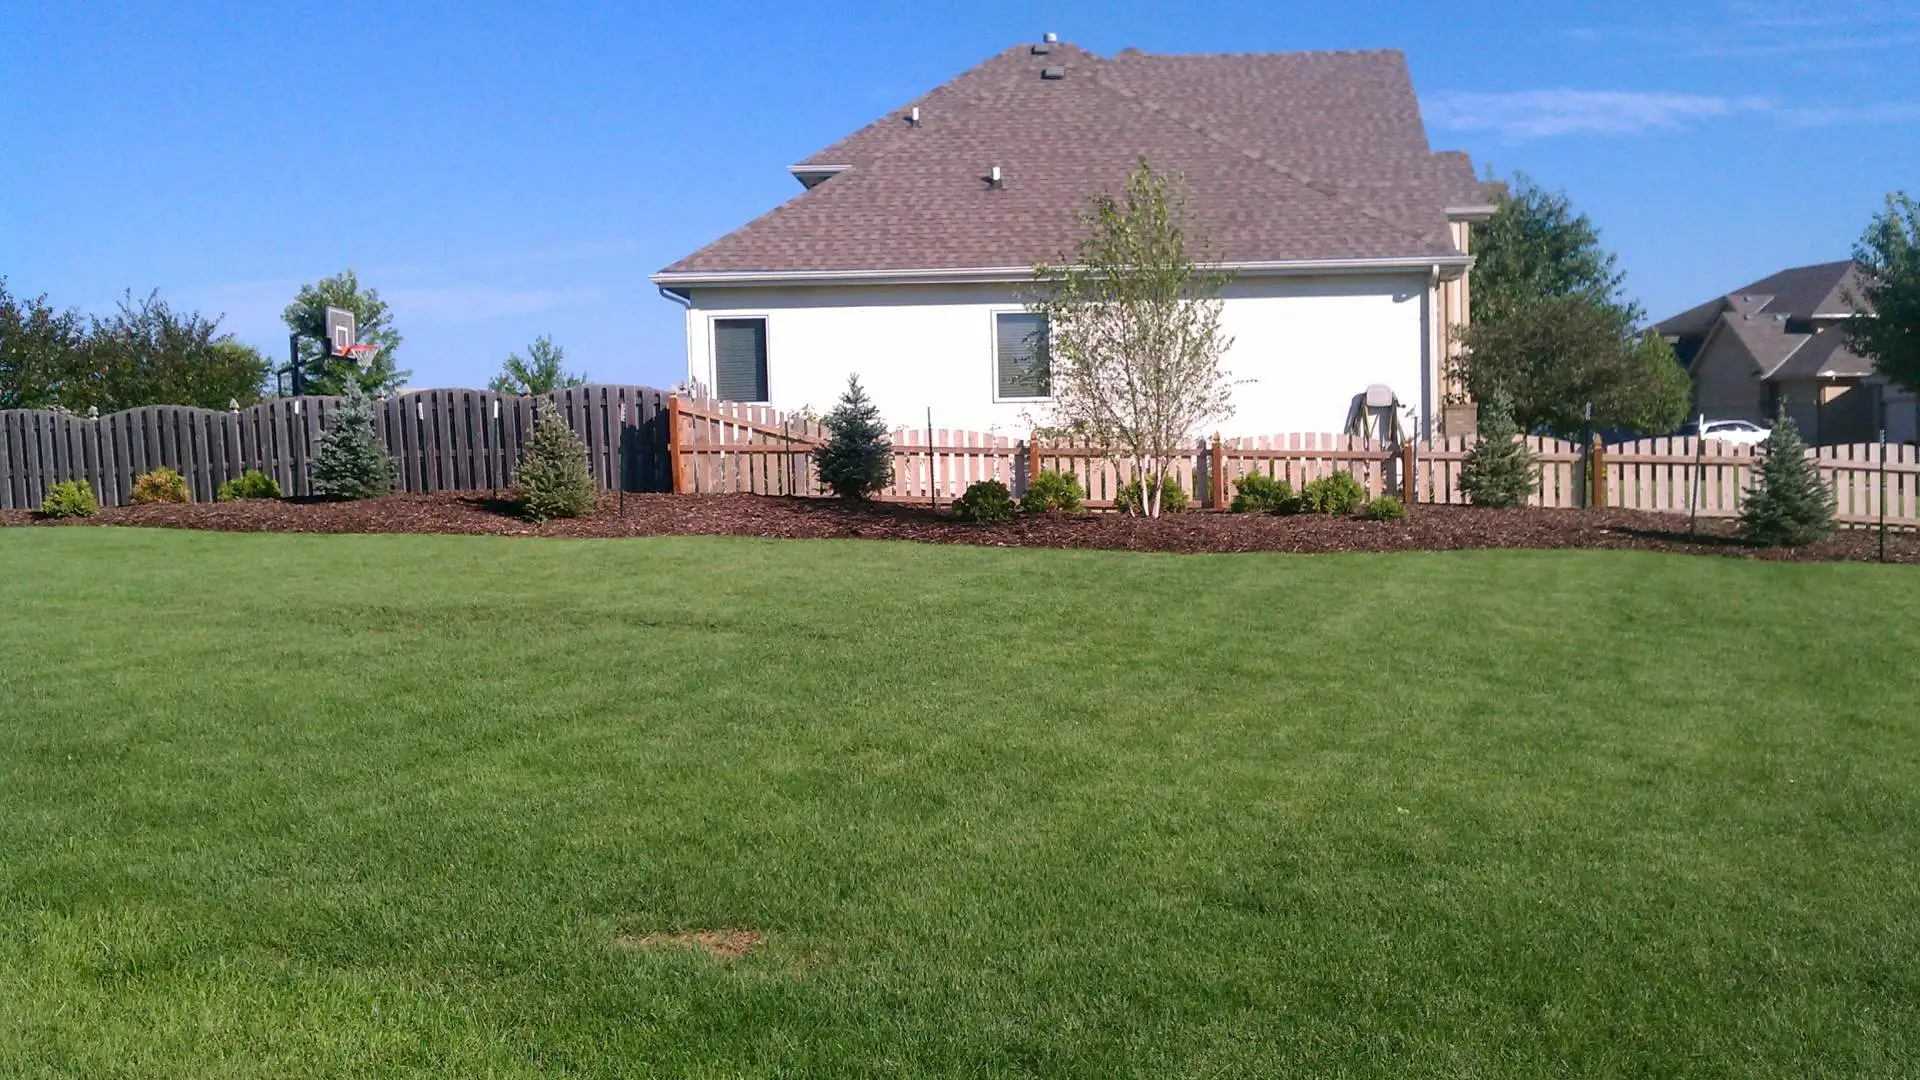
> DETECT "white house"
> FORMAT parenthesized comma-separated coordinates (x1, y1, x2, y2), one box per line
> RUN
(653, 36, 1496, 437)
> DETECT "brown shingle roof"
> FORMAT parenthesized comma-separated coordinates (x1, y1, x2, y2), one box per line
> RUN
(1768, 324, 1874, 380)
(659, 41, 1483, 279)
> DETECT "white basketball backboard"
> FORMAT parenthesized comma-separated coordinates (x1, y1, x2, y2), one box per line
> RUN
(324, 307, 356, 357)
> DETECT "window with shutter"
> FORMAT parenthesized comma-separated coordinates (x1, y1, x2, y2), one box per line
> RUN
(994, 312, 1050, 400)
(712, 318, 769, 402)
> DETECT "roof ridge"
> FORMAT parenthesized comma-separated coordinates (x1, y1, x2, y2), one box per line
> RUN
(1085, 70, 1449, 252)
(1115, 47, 1406, 60)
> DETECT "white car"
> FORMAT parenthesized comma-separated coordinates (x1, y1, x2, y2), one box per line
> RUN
(1679, 419, 1771, 446)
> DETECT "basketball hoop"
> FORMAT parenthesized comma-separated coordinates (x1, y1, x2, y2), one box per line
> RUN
(343, 343, 378, 370)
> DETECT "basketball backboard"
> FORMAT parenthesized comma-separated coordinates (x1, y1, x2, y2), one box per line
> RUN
(324, 307, 356, 357)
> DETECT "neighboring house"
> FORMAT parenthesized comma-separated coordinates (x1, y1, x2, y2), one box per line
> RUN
(652, 35, 1496, 436)
(1657, 261, 1917, 444)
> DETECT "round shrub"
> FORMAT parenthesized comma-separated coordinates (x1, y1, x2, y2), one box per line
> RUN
(1300, 472, 1366, 516)
(954, 479, 1015, 523)
(131, 467, 190, 505)
(1019, 469, 1085, 514)
(1361, 495, 1406, 521)
(1229, 472, 1297, 514)
(1114, 475, 1189, 515)
(217, 470, 282, 502)
(40, 479, 97, 519)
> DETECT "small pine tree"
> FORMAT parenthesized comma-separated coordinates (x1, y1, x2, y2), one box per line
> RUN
(813, 375, 893, 499)
(311, 384, 394, 500)
(1459, 391, 1538, 508)
(1740, 409, 1834, 547)
(516, 407, 595, 522)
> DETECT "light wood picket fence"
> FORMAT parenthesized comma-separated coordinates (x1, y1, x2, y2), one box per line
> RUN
(668, 398, 1920, 525)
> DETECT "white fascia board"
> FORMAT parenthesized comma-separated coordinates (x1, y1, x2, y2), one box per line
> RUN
(1446, 204, 1499, 222)
(652, 255, 1474, 290)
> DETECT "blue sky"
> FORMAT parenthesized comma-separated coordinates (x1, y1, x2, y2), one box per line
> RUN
(4, 0, 1916, 390)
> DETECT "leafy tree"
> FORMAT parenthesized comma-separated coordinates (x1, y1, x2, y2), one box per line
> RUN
(812, 375, 893, 499)
(74, 292, 268, 411)
(1740, 410, 1834, 547)
(283, 269, 407, 394)
(1454, 295, 1689, 436)
(516, 408, 595, 522)
(1845, 191, 1920, 393)
(0, 279, 85, 410)
(1471, 172, 1639, 327)
(1458, 391, 1538, 508)
(489, 335, 584, 395)
(1032, 160, 1234, 518)
(310, 384, 394, 499)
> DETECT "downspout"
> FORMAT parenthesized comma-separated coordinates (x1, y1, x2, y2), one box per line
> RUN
(658, 286, 695, 391)
(657, 285, 692, 308)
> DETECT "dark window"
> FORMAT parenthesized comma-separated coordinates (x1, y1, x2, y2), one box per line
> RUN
(713, 318, 769, 402)
(995, 312, 1050, 399)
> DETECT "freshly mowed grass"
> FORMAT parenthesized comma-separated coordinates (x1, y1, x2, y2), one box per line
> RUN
(0, 530, 1916, 1079)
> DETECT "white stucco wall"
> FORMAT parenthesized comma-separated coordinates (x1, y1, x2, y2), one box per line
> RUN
(676, 274, 1436, 437)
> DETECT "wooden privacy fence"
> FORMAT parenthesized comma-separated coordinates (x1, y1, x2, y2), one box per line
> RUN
(0, 384, 671, 509)
(668, 397, 1920, 525)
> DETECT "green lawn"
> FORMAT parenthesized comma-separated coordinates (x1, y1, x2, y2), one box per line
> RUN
(1, 529, 1916, 1078)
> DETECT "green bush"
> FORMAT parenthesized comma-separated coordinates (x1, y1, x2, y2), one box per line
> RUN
(1229, 472, 1297, 514)
(1459, 392, 1538, 508)
(40, 480, 96, 519)
(954, 479, 1015, 523)
(311, 384, 394, 500)
(217, 470, 282, 501)
(130, 467, 189, 505)
(1019, 469, 1085, 514)
(1362, 495, 1407, 521)
(1300, 472, 1367, 515)
(1114, 474, 1189, 515)
(1740, 411, 1834, 547)
(516, 408, 596, 523)
(813, 375, 894, 500)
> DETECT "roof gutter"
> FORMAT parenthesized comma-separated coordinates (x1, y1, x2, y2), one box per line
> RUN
(1446, 204, 1500, 222)
(652, 255, 1474, 290)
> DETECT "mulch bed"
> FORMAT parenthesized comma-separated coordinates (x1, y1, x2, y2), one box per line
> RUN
(2, 492, 1913, 562)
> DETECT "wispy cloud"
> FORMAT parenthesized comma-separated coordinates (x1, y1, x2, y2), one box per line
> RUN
(1428, 89, 1920, 138)
(1567, 1, 1920, 58)
(1426, 90, 1765, 137)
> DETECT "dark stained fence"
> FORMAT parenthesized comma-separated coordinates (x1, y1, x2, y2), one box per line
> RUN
(0, 384, 670, 509)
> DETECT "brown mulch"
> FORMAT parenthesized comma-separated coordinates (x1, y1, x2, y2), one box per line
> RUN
(616, 928, 763, 960)
(2, 491, 1914, 563)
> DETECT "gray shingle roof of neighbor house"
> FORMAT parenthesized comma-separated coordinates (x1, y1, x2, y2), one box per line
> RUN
(1657, 260, 1868, 340)
(655, 39, 1497, 281)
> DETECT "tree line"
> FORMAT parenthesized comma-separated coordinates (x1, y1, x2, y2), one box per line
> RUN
(1, 267, 588, 413)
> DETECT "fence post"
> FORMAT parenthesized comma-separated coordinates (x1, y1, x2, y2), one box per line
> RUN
(667, 395, 684, 495)
(1028, 434, 1042, 488)
(1209, 432, 1224, 509)
(1401, 440, 1416, 505)
(1589, 434, 1608, 508)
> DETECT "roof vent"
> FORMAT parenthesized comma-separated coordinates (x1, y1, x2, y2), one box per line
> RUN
(1044, 32, 1058, 43)
(987, 165, 1003, 189)
(1032, 41, 1051, 55)
(907, 106, 920, 126)
(1041, 66, 1065, 80)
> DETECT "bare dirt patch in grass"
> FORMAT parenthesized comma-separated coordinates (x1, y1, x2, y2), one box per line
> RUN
(616, 929, 764, 960)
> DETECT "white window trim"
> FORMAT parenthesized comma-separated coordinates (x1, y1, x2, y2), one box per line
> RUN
(707, 312, 772, 404)
(990, 308, 1052, 404)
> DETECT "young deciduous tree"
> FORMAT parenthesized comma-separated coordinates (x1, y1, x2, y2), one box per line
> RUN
(1453, 295, 1690, 436)
(489, 335, 584, 395)
(1031, 161, 1234, 518)
(812, 375, 893, 499)
(1458, 391, 1538, 508)
(283, 269, 407, 394)
(1845, 192, 1920, 393)
(1471, 172, 1639, 327)
(1740, 410, 1834, 547)
(310, 384, 394, 500)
